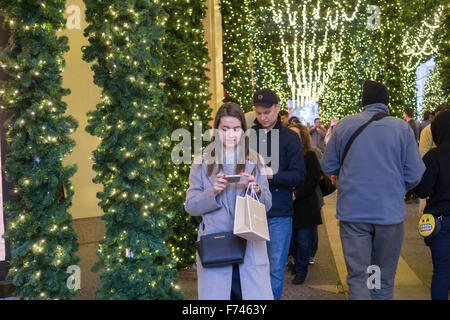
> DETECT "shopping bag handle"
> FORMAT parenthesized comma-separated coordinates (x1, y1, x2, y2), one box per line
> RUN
(245, 182, 260, 202)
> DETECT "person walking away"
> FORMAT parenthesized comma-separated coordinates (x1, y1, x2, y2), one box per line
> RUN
(419, 105, 448, 157)
(419, 110, 431, 136)
(322, 80, 425, 300)
(289, 124, 322, 284)
(310, 118, 326, 153)
(404, 107, 420, 203)
(418, 105, 449, 214)
(252, 88, 306, 300)
(279, 110, 290, 127)
(325, 118, 338, 145)
(404, 107, 419, 143)
(412, 110, 450, 300)
(185, 103, 273, 300)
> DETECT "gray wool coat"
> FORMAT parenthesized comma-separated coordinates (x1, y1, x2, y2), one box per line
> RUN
(185, 146, 273, 300)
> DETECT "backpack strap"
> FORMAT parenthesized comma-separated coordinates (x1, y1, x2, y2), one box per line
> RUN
(340, 113, 389, 166)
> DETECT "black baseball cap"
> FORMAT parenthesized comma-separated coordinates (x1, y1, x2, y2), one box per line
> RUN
(253, 89, 279, 108)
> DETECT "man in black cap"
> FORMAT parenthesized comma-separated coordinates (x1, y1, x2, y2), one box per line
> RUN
(251, 88, 306, 300)
(322, 80, 425, 300)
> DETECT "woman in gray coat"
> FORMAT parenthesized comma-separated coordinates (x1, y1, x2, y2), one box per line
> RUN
(185, 103, 273, 300)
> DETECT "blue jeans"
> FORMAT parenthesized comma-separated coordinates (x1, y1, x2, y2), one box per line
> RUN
(267, 216, 292, 300)
(310, 225, 318, 259)
(292, 227, 313, 277)
(429, 215, 450, 300)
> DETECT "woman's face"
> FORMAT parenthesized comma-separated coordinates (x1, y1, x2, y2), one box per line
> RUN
(218, 116, 243, 149)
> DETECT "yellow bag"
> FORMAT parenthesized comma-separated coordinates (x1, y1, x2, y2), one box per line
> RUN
(418, 213, 441, 245)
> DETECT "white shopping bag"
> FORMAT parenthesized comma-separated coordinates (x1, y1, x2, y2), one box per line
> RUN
(234, 183, 270, 241)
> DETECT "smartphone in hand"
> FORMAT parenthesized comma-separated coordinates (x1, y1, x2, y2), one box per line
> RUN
(223, 174, 242, 183)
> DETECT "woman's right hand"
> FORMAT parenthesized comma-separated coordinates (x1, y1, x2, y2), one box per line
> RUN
(213, 173, 228, 195)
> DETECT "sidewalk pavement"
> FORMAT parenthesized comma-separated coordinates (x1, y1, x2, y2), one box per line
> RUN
(178, 191, 435, 300)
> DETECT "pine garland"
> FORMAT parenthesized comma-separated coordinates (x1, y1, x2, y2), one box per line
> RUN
(221, 0, 254, 111)
(423, 62, 448, 111)
(160, 0, 212, 270)
(82, 0, 182, 299)
(439, 3, 450, 99)
(0, 0, 79, 299)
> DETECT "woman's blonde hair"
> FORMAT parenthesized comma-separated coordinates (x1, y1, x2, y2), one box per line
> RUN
(289, 123, 313, 154)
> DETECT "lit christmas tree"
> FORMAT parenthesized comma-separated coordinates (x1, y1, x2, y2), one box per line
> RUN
(439, 3, 450, 99)
(82, 0, 182, 299)
(160, 0, 212, 270)
(0, 0, 80, 299)
(423, 63, 448, 111)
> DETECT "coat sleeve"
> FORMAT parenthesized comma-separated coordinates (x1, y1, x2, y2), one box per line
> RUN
(403, 127, 426, 190)
(412, 151, 438, 199)
(419, 125, 435, 157)
(271, 132, 306, 188)
(184, 162, 222, 216)
(255, 157, 272, 213)
(322, 123, 341, 175)
(294, 152, 321, 200)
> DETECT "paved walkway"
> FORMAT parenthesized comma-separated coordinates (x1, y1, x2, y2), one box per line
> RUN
(179, 191, 438, 300)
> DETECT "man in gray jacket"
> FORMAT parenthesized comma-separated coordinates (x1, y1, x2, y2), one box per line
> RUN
(323, 80, 425, 300)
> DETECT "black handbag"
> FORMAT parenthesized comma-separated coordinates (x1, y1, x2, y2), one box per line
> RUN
(196, 224, 247, 268)
(319, 173, 336, 196)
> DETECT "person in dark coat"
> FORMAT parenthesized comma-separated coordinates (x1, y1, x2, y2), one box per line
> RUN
(252, 89, 306, 299)
(412, 109, 450, 300)
(289, 124, 323, 285)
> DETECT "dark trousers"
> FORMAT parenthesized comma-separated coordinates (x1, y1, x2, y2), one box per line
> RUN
(310, 225, 318, 259)
(292, 227, 314, 277)
(430, 215, 450, 300)
(230, 264, 242, 300)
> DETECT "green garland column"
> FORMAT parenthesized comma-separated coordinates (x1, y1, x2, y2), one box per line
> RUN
(0, 0, 79, 299)
(439, 3, 450, 99)
(221, 0, 254, 111)
(377, 0, 417, 117)
(160, 0, 212, 270)
(82, 0, 182, 299)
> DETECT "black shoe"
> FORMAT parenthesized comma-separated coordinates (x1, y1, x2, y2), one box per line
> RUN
(286, 261, 296, 275)
(292, 275, 306, 285)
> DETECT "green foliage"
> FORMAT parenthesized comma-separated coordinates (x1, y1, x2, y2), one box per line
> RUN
(221, 0, 255, 111)
(252, 1, 290, 108)
(0, 0, 79, 299)
(223, 0, 446, 121)
(439, 3, 450, 99)
(423, 62, 448, 111)
(82, 0, 182, 299)
(160, 0, 212, 270)
(321, 0, 428, 121)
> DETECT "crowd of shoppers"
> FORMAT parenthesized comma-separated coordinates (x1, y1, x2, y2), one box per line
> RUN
(186, 80, 450, 301)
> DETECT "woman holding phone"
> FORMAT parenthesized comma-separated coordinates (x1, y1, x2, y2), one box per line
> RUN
(185, 103, 273, 300)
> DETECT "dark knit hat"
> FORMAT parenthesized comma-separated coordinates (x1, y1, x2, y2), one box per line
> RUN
(253, 89, 279, 108)
(362, 80, 389, 107)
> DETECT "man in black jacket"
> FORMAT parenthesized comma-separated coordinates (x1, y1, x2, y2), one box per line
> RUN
(251, 89, 306, 300)
(413, 110, 450, 300)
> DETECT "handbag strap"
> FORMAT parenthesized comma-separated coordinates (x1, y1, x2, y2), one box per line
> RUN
(340, 113, 389, 166)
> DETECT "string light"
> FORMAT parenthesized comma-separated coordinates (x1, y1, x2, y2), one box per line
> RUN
(0, 0, 80, 300)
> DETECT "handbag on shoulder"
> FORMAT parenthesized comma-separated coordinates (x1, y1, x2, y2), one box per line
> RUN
(319, 172, 336, 196)
(196, 223, 247, 268)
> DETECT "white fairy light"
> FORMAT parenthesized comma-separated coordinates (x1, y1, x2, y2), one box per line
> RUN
(271, 0, 358, 111)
